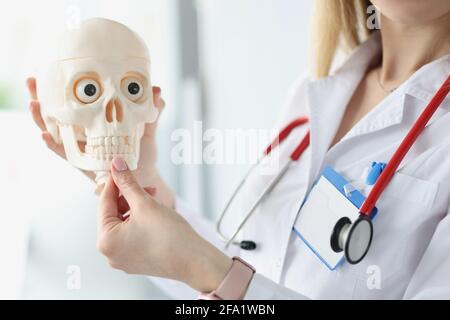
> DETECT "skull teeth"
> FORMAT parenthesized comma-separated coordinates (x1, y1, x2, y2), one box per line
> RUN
(85, 136, 134, 160)
(86, 136, 132, 146)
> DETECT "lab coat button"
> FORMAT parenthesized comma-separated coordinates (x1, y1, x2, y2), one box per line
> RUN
(275, 259, 282, 268)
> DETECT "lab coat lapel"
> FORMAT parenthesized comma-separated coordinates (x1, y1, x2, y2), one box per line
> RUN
(325, 54, 450, 179)
(306, 34, 381, 189)
(306, 73, 362, 189)
(340, 53, 450, 143)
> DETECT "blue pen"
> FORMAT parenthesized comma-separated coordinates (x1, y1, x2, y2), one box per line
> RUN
(366, 162, 386, 186)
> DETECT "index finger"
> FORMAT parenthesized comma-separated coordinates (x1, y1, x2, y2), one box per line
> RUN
(26, 77, 38, 100)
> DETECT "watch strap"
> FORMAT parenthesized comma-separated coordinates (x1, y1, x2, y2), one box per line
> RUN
(198, 256, 255, 300)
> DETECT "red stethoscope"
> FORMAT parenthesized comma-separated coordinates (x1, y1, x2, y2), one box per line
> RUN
(216, 75, 450, 265)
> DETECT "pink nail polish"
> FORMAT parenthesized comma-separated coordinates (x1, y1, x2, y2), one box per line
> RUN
(112, 156, 128, 171)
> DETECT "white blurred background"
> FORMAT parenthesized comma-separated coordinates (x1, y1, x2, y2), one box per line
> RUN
(0, 0, 312, 299)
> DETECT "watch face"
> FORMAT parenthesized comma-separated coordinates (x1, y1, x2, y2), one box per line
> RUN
(346, 217, 373, 264)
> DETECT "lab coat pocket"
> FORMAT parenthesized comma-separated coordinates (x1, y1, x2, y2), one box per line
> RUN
(352, 172, 439, 299)
(382, 171, 438, 209)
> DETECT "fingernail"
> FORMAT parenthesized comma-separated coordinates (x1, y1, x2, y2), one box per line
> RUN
(112, 156, 128, 171)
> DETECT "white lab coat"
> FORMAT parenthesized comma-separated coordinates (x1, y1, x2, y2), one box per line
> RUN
(151, 32, 450, 299)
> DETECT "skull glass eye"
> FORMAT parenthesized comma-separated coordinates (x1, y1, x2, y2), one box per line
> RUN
(74, 78, 101, 104)
(121, 76, 144, 102)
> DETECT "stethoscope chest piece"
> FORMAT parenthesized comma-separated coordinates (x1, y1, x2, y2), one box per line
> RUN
(330, 215, 373, 265)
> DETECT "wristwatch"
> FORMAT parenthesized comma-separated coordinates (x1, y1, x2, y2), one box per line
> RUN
(198, 256, 255, 300)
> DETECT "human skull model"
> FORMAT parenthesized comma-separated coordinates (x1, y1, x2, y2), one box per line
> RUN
(39, 18, 158, 187)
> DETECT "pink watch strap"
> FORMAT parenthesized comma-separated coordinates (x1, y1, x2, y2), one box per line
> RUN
(198, 257, 255, 300)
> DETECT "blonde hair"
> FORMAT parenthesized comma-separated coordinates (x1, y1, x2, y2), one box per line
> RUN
(311, 0, 374, 79)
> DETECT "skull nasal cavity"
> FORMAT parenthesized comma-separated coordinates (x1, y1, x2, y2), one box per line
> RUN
(106, 98, 124, 123)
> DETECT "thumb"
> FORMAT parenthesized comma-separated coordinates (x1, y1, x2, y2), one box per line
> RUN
(111, 156, 147, 206)
(98, 173, 122, 232)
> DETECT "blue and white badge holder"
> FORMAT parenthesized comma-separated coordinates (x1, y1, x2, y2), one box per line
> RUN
(293, 166, 378, 270)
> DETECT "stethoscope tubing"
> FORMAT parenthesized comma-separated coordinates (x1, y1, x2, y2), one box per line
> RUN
(222, 159, 292, 249)
(216, 118, 310, 248)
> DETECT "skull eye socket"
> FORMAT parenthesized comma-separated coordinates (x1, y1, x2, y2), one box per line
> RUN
(74, 78, 101, 104)
(121, 77, 144, 102)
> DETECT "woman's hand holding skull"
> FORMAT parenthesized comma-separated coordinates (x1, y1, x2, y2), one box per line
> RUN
(26, 77, 175, 208)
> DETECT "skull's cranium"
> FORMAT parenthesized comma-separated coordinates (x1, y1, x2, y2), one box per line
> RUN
(39, 18, 158, 186)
